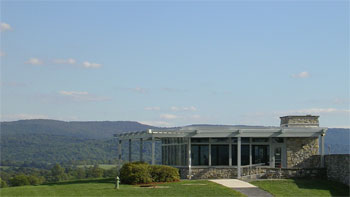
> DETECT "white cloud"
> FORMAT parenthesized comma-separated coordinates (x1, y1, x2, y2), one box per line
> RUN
(144, 106, 161, 111)
(292, 71, 310, 78)
(58, 90, 109, 102)
(170, 106, 197, 111)
(0, 22, 12, 32)
(82, 61, 102, 68)
(160, 114, 178, 120)
(1, 113, 49, 121)
(139, 121, 172, 127)
(131, 87, 148, 94)
(53, 58, 76, 64)
(26, 57, 43, 65)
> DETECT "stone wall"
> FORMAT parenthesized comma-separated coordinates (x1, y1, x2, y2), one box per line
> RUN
(178, 167, 237, 179)
(286, 137, 320, 168)
(261, 168, 326, 179)
(325, 154, 350, 186)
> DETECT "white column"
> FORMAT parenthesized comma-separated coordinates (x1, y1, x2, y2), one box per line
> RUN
(140, 138, 143, 162)
(229, 137, 232, 166)
(151, 137, 155, 165)
(270, 138, 274, 168)
(237, 137, 241, 178)
(321, 133, 325, 168)
(128, 139, 132, 162)
(188, 137, 192, 179)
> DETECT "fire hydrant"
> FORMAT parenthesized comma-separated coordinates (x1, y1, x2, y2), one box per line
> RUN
(115, 176, 120, 190)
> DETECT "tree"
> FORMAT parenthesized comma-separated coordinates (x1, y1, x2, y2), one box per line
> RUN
(9, 175, 30, 186)
(87, 165, 103, 178)
(0, 178, 8, 188)
(51, 164, 67, 182)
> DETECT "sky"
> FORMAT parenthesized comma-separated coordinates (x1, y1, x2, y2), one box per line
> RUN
(1, 1, 349, 128)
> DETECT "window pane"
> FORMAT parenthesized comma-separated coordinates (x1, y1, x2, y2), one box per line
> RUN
(252, 138, 269, 143)
(241, 145, 250, 165)
(232, 145, 237, 165)
(232, 137, 237, 143)
(211, 138, 229, 143)
(191, 145, 209, 166)
(272, 138, 284, 143)
(211, 145, 229, 166)
(242, 138, 250, 143)
(191, 138, 209, 143)
(252, 145, 270, 166)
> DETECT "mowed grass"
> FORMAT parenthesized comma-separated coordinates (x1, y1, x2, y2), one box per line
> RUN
(0, 178, 245, 197)
(251, 179, 350, 197)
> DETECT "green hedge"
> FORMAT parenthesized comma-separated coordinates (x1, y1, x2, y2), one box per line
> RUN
(119, 162, 179, 184)
(150, 165, 180, 182)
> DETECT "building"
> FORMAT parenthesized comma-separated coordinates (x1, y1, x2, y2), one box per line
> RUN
(114, 115, 327, 179)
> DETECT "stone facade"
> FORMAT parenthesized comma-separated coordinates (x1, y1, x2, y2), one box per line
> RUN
(280, 115, 319, 127)
(286, 137, 320, 168)
(179, 167, 237, 179)
(325, 154, 350, 186)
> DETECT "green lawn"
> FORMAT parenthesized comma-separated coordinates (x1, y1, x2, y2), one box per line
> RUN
(251, 179, 350, 197)
(0, 178, 245, 197)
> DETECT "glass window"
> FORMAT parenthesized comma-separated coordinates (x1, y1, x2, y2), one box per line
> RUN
(241, 145, 250, 165)
(232, 137, 237, 143)
(232, 145, 237, 165)
(252, 145, 270, 166)
(211, 145, 229, 166)
(242, 138, 250, 143)
(272, 138, 284, 143)
(252, 138, 269, 143)
(191, 138, 209, 143)
(211, 138, 229, 143)
(191, 145, 209, 166)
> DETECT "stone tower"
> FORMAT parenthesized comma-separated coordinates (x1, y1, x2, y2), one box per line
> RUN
(280, 115, 319, 127)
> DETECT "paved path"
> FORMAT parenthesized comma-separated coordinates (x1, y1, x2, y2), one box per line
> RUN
(210, 179, 273, 197)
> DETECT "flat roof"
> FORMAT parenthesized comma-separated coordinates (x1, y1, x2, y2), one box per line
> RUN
(114, 125, 327, 140)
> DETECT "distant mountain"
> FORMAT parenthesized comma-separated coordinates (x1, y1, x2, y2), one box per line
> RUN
(0, 119, 348, 165)
(1, 119, 159, 139)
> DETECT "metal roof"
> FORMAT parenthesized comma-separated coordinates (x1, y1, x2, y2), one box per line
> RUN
(114, 125, 327, 140)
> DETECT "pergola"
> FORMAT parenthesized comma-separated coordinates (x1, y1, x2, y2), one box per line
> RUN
(114, 125, 327, 178)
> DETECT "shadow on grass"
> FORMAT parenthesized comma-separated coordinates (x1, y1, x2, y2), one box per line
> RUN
(293, 178, 350, 197)
(44, 178, 115, 186)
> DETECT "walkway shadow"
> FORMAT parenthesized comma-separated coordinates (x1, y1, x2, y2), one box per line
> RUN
(293, 178, 349, 197)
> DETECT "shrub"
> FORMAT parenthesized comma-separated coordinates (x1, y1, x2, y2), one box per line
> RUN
(0, 178, 8, 188)
(9, 175, 30, 186)
(150, 165, 180, 182)
(27, 175, 43, 185)
(119, 162, 152, 184)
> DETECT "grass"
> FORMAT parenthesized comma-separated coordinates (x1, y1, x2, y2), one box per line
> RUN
(0, 178, 245, 197)
(76, 164, 117, 170)
(251, 179, 350, 197)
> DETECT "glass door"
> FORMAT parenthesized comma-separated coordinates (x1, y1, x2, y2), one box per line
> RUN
(274, 146, 282, 168)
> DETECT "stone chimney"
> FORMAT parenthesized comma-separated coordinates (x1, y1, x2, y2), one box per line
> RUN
(280, 115, 319, 127)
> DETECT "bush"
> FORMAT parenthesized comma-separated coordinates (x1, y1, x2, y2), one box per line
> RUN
(9, 175, 30, 186)
(119, 162, 152, 184)
(119, 162, 180, 184)
(150, 165, 180, 182)
(0, 178, 8, 188)
(27, 175, 43, 185)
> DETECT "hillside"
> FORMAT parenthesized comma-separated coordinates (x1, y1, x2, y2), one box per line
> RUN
(0, 120, 349, 165)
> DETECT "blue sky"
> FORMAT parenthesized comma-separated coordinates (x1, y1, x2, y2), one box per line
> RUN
(1, 1, 349, 127)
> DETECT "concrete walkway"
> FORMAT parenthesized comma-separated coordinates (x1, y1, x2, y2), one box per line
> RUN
(210, 179, 273, 197)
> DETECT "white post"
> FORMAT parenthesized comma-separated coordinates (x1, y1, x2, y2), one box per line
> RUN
(270, 138, 275, 168)
(151, 137, 155, 165)
(140, 138, 143, 162)
(188, 137, 192, 179)
(128, 139, 132, 162)
(321, 133, 325, 168)
(237, 137, 241, 178)
(249, 137, 252, 166)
